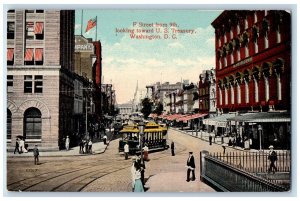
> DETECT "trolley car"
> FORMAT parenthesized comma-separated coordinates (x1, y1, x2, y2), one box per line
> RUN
(118, 121, 168, 154)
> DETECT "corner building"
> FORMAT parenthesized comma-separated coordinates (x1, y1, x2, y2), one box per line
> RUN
(7, 10, 75, 151)
(211, 10, 291, 112)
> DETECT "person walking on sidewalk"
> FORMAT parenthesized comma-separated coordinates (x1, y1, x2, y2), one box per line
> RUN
(33, 144, 39, 165)
(88, 139, 93, 154)
(124, 142, 129, 160)
(133, 160, 144, 192)
(14, 137, 20, 154)
(268, 145, 278, 174)
(209, 134, 212, 145)
(186, 152, 195, 182)
(103, 134, 107, 145)
(143, 144, 149, 161)
(79, 139, 84, 154)
(171, 141, 175, 156)
(65, 136, 70, 151)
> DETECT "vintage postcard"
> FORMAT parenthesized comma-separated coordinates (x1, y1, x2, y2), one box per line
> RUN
(5, 7, 293, 194)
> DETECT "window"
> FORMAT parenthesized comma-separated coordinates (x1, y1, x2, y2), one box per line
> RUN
(34, 75, 43, 93)
(7, 22, 15, 39)
(24, 75, 33, 93)
(24, 48, 44, 65)
(225, 88, 228, 105)
(254, 12, 257, 23)
(7, 75, 13, 93)
(254, 79, 259, 103)
(277, 75, 282, 100)
(244, 17, 248, 29)
(24, 107, 42, 140)
(7, 109, 12, 140)
(8, 10, 15, 13)
(26, 22, 44, 40)
(237, 23, 240, 34)
(230, 85, 234, 104)
(237, 84, 241, 104)
(245, 81, 249, 103)
(24, 75, 43, 94)
(264, 77, 269, 102)
(7, 48, 14, 65)
(219, 88, 222, 105)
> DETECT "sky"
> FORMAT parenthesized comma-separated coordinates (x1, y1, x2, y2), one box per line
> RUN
(75, 10, 222, 104)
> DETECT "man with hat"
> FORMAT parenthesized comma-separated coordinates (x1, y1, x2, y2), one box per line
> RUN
(186, 152, 196, 182)
(268, 145, 278, 174)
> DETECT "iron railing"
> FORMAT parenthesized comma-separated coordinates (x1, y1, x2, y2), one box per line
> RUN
(200, 151, 290, 192)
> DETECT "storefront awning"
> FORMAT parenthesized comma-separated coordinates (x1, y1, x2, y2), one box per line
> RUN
(166, 114, 182, 121)
(24, 48, 34, 61)
(203, 113, 236, 127)
(35, 48, 43, 61)
(34, 22, 44, 34)
(227, 112, 290, 123)
(176, 114, 190, 122)
(7, 48, 14, 61)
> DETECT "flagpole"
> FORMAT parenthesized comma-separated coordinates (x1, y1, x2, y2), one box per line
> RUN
(95, 16, 97, 41)
(81, 10, 83, 35)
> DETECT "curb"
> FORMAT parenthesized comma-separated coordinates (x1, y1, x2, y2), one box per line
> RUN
(6, 141, 110, 158)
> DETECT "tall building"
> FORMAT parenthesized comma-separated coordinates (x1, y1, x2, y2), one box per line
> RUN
(212, 10, 291, 113)
(7, 10, 75, 151)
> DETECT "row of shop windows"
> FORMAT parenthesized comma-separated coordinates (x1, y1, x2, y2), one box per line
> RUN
(7, 107, 42, 140)
(7, 75, 43, 94)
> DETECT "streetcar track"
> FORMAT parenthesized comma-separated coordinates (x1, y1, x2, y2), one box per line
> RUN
(50, 165, 127, 191)
(8, 160, 118, 191)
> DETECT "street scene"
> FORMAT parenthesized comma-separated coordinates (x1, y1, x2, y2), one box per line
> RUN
(5, 9, 292, 193)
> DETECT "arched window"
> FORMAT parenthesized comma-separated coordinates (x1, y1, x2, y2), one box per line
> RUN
(244, 70, 250, 104)
(24, 107, 42, 139)
(7, 109, 12, 140)
(263, 63, 271, 102)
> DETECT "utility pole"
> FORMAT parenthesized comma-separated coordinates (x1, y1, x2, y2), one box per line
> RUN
(81, 86, 94, 139)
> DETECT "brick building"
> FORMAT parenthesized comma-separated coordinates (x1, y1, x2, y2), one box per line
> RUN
(7, 10, 75, 151)
(212, 10, 291, 112)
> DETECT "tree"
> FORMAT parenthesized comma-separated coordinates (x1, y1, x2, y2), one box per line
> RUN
(141, 98, 153, 119)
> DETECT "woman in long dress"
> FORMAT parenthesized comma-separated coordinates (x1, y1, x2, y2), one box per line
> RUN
(19, 139, 28, 153)
(133, 160, 144, 192)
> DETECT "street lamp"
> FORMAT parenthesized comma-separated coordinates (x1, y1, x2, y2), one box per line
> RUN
(138, 121, 145, 163)
(258, 124, 263, 151)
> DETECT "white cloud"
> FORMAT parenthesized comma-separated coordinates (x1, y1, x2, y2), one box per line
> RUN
(101, 24, 216, 104)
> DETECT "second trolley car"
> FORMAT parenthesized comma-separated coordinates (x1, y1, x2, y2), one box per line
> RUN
(118, 121, 168, 154)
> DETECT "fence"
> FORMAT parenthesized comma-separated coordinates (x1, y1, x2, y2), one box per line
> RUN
(200, 151, 290, 192)
(210, 150, 291, 173)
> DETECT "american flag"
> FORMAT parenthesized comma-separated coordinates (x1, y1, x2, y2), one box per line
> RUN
(85, 17, 97, 32)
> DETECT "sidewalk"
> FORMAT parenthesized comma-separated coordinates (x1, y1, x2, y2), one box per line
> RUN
(146, 171, 215, 192)
(6, 141, 109, 158)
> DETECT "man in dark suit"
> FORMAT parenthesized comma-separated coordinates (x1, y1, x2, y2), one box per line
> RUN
(186, 152, 196, 182)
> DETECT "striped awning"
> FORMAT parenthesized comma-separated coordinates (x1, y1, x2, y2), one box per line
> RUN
(35, 48, 43, 61)
(7, 48, 14, 61)
(24, 48, 34, 61)
(34, 22, 44, 34)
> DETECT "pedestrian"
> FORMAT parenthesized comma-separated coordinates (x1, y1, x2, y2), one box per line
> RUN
(137, 156, 146, 189)
(131, 156, 137, 192)
(103, 134, 107, 145)
(222, 143, 226, 154)
(19, 138, 28, 153)
(124, 142, 129, 160)
(79, 139, 84, 154)
(133, 160, 144, 192)
(33, 144, 39, 165)
(209, 134, 212, 145)
(14, 137, 20, 154)
(268, 145, 278, 174)
(186, 152, 195, 182)
(171, 141, 175, 156)
(85, 139, 89, 154)
(143, 144, 149, 161)
(88, 139, 93, 154)
(65, 136, 70, 151)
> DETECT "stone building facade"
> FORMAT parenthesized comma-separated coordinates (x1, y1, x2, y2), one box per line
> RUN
(6, 10, 75, 151)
